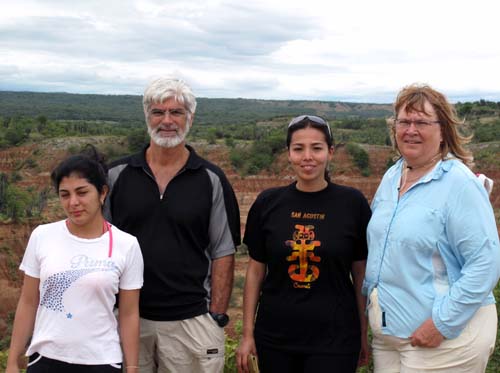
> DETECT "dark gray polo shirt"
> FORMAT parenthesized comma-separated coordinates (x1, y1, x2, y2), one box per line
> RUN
(105, 145, 240, 321)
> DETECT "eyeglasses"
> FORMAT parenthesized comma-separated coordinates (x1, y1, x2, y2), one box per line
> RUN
(395, 119, 440, 130)
(149, 108, 187, 119)
(288, 115, 332, 138)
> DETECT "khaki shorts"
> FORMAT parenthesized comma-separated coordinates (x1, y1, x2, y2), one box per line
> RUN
(138, 313, 225, 373)
(368, 288, 497, 372)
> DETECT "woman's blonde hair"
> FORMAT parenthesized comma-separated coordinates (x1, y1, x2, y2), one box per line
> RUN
(388, 84, 473, 167)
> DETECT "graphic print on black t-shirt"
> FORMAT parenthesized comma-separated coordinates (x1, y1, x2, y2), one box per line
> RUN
(286, 224, 321, 289)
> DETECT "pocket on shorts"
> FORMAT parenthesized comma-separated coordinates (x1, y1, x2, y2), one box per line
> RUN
(192, 314, 225, 358)
(368, 288, 383, 335)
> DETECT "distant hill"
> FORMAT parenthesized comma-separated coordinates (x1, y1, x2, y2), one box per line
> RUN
(0, 91, 393, 126)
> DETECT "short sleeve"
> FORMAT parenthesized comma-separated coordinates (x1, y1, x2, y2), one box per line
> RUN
(119, 238, 144, 290)
(19, 227, 42, 278)
(243, 194, 267, 263)
(207, 169, 237, 259)
(353, 192, 371, 261)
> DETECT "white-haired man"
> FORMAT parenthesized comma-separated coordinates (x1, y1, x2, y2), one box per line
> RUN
(105, 77, 240, 373)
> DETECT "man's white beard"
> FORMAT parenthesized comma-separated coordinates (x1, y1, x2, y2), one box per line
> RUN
(147, 123, 190, 148)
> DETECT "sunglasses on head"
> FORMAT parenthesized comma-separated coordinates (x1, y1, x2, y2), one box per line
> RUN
(288, 115, 332, 138)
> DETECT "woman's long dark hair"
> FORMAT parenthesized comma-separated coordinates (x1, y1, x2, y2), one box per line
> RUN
(50, 145, 108, 193)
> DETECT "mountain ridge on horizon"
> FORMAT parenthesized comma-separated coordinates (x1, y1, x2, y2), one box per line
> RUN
(0, 90, 394, 126)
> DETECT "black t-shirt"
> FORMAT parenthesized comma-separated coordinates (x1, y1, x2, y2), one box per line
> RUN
(244, 182, 371, 354)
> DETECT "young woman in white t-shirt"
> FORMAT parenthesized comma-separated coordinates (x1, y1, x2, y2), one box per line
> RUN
(6, 146, 144, 373)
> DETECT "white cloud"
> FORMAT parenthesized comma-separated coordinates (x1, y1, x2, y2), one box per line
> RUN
(0, 0, 499, 102)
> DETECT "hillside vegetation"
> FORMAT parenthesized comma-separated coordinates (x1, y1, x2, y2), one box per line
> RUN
(0, 91, 393, 125)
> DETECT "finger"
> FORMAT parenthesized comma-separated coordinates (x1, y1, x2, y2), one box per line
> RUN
(241, 355, 249, 373)
(236, 352, 245, 372)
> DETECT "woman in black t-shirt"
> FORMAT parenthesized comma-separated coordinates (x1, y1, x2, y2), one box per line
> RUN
(236, 115, 370, 373)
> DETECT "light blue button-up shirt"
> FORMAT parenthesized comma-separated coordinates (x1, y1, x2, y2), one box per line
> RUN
(363, 158, 500, 339)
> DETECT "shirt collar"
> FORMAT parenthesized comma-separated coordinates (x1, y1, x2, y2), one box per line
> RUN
(393, 154, 455, 188)
(130, 143, 204, 171)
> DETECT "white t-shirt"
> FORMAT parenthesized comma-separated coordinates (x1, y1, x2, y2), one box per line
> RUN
(20, 220, 144, 365)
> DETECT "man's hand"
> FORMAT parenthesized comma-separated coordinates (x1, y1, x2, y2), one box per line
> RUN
(410, 318, 444, 348)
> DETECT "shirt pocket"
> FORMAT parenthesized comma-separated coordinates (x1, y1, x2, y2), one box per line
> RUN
(392, 204, 444, 256)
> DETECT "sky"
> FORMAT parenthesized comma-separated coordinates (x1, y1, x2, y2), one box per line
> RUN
(1, 0, 500, 103)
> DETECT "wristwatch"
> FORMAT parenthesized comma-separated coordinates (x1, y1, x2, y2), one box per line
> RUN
(209, 311, 230, 327)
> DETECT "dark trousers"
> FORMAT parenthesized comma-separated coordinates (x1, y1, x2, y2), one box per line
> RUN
(27, 353, 122, 373)
(256, 344, 358, 373)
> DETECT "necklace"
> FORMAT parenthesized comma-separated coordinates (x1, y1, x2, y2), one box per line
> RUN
(405, 153, 442, 170)
(399, 154, 441, 193)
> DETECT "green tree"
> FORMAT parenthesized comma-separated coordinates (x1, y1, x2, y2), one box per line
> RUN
(36, 115, 48, 132)
(4, 185, 31, 221)
(457, 102, 473, 117)
(4, 126, 27, 146)
(127, 129, 148, 152)
(0, 172, 8, 211)
(346, 143, 371, 176)
(229, 149, 245, 170)
(206, 128, 217, 144)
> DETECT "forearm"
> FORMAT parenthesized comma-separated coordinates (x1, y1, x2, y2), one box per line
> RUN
(210, 254, 235, 313)
(242, 259, 266, 338)
(119, 313, 140, 368)
(355, 293, 368, 336)
(7, 298, 38, 367)
(432, 243, 500, 338)
(118, 289, 140, 371)
(7, 275, 39, 369)
(432, 282, 494, 339)
(352, 261, 368, 334)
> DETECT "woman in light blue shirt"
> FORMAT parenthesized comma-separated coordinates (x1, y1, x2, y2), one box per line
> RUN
(363, 84, 500, 372)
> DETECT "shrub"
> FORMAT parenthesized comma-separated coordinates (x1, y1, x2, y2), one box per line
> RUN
(228, 132, 285, 176)
(224, 320, 242, 373)
(207, 129, 217, 145)
(127, 129, 148, 152)
(229, 149, 245, 170)
(346, 143, 371, 176)
(24, 158, 38, 169)
(473, 120, 500, 143)
(67, 144, 80, 154)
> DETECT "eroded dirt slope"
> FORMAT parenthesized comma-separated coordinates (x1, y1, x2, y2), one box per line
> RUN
(1, 138, 499, 341)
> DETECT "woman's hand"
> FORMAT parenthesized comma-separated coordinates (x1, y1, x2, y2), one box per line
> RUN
(357, 333, 370, 367)
(236, 335, 257, 373)
(410, 318, 444, 347)
(237, 258, 265, 372)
